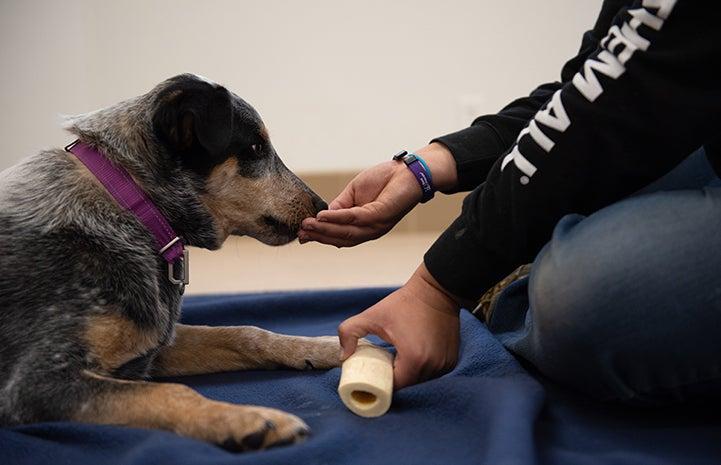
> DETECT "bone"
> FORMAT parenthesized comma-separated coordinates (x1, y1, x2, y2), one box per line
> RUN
(337, 344, 394, 417)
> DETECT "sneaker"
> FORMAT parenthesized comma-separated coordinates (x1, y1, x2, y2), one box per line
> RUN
(472, 264, 531, 323)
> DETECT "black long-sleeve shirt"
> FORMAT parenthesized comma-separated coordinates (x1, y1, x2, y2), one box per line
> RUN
(424, 0, 721, 301)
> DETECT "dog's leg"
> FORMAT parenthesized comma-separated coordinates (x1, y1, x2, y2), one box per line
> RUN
(152, 324, 342, 376)
(74, 371, 309, 450)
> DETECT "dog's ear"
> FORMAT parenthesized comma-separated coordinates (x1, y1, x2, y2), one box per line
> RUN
(153, 80, 233, 170)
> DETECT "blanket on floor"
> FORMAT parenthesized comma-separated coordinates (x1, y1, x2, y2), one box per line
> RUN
(2, 288, 720, 465)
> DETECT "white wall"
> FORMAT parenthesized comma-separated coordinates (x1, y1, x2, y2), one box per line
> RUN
(0, 0, 599, 173)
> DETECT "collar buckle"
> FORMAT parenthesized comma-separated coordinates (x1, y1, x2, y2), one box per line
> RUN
(168, 247, 190, 291)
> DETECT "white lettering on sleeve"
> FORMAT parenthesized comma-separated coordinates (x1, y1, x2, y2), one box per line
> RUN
(627, 7, 664, 30)
(642, 0, 677, 20)
(535, 90, 571, 132)
(501, 145, 537, 177)
(499, 0, 677, 185)
(572, 50, 625, 102)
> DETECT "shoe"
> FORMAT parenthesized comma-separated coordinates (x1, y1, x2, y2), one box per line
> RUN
(472, 264, 531, 323)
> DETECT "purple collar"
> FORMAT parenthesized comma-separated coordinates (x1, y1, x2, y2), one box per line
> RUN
(65, 139, 189, 289)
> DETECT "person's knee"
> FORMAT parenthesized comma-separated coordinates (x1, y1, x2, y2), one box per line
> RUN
(526, 216, 628, 400)
(523, 194, 721, 403)
(528, 215, 605, 341)
(529, 245, 602, 351)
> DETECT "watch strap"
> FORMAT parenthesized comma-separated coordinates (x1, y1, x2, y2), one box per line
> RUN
(392, 150, 435, 203)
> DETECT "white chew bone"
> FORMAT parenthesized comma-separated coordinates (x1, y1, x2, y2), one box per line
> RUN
(338, 344, 394, 417)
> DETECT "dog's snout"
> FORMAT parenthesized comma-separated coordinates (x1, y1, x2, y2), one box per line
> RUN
(312, 196, 328, 214)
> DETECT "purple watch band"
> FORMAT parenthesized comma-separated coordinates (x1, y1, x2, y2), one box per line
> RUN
(393, 150, 435, 203)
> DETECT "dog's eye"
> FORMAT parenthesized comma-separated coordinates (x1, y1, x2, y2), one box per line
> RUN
(251, 143, 264, 155)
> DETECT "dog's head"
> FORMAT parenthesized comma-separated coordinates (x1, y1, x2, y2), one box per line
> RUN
(150, 74, 326, 246)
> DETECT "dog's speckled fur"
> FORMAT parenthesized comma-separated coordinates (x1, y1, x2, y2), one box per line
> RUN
(0, 74, 340, 450)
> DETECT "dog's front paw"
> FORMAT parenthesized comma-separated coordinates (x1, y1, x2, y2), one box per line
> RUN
(277, 335, 377, 371)
(297, 336, 376, 370)
(216, 405, 309, 452)
(293, 335, 342, 370)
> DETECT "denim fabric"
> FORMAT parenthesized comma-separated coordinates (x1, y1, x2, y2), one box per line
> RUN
(488, 148, 721, 404)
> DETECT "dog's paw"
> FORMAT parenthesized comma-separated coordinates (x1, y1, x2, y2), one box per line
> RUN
(293, 335, 342, 370)
(216, 405, 309, 452)
(305, 336, 377, 369)
(279, 335, 377, 371)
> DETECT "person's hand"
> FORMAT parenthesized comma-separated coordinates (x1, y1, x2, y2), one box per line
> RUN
(299, 143, 458, 247)
(337, 263, 461, 390)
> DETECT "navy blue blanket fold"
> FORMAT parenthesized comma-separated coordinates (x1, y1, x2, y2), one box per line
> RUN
(2, 288, 720, 465)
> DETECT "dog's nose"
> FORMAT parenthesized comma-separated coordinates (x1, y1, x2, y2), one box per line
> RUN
(312, 196, 328, 213)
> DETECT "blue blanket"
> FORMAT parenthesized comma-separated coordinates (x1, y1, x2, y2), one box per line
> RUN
(2, 288, 720, 465)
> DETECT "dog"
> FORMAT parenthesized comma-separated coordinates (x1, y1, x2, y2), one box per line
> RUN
(0, 74, 344, 451)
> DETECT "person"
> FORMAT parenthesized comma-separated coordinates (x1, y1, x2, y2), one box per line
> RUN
(299, 0, 721, 404)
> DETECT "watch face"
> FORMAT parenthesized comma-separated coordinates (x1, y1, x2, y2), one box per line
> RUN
(392, 150, 408, 161)
(404, 154, 418, 165)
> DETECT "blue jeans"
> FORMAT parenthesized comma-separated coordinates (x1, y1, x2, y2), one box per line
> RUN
(488, 148, 721, 404)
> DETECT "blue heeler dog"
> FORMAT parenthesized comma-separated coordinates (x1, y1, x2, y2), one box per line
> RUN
(0, 74, 344, 451)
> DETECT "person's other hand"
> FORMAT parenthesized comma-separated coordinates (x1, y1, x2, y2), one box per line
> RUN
(299, 143, 457, 247)
(337, 263, 461, 390)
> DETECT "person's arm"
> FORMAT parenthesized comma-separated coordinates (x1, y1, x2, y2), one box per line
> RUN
(425, 0, 721, 300)
(300, 0, 627, 246)
(436, 0, 629, 192)
(432, 84, 562, 193)
(338, 0, 721, 391)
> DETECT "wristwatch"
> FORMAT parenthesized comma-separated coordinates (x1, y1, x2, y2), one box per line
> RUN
(392, 150, 435, 203)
